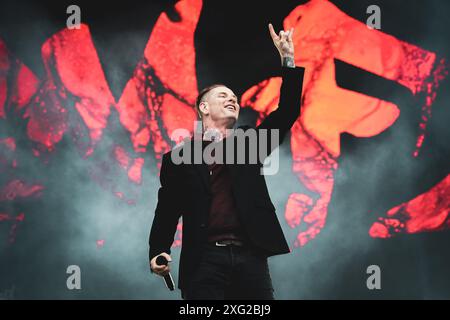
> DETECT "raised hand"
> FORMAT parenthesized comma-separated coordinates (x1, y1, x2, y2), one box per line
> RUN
(268, 23, 295, 67)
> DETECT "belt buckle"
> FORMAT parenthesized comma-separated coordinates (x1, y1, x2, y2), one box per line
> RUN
(215, 241, 228, 247)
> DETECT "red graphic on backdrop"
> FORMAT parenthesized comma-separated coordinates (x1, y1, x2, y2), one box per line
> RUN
(241, 0, 449, 246)
(0, 0, 448, 247)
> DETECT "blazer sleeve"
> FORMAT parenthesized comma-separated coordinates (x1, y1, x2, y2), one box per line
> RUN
(256, 66, 305, 157)
(148, 152, 182, 263)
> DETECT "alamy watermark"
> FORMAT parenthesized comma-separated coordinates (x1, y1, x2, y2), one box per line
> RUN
(66, 265, 81, 290)
(366, 265, 381, 290)
(366, 5, 381, 30)
(66, 5, 81, 29)
(170, 122, 280, 175)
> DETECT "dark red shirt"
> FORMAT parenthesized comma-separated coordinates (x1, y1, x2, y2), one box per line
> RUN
(203, 140, 245, 242)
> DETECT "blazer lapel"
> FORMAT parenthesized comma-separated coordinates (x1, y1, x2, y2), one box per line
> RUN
(182, 138, 211, 193)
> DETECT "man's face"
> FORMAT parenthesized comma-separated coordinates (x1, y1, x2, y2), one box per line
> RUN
(202, 86, 240, 125)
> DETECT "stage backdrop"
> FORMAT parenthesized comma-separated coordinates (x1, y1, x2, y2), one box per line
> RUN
(0, 0, 449, 299)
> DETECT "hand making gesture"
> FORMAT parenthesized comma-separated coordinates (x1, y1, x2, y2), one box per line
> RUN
(268, 23, 295, 68)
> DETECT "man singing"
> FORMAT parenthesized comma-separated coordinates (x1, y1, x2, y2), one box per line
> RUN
(149, 23, 305, 300)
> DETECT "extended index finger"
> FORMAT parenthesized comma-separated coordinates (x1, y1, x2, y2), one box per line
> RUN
(268, 23, 278, 40)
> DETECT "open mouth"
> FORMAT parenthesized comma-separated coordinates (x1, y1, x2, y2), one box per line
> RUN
(225, 104, 236, 111)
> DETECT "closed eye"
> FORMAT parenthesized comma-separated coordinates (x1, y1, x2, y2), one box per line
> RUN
(217, 92, 237, 100)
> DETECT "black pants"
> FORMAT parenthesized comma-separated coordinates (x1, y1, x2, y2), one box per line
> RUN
(182, 242, 275, 300)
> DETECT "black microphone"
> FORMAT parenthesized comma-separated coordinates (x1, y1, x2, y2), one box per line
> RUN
(156, 256, 175, 291)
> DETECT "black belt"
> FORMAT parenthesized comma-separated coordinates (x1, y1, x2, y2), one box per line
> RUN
(214, 239, 245, 247)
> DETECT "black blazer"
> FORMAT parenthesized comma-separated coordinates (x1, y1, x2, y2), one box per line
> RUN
(149, 66, 305, 290)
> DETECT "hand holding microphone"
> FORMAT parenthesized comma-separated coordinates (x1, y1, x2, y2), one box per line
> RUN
(150, 252, 175, 291)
